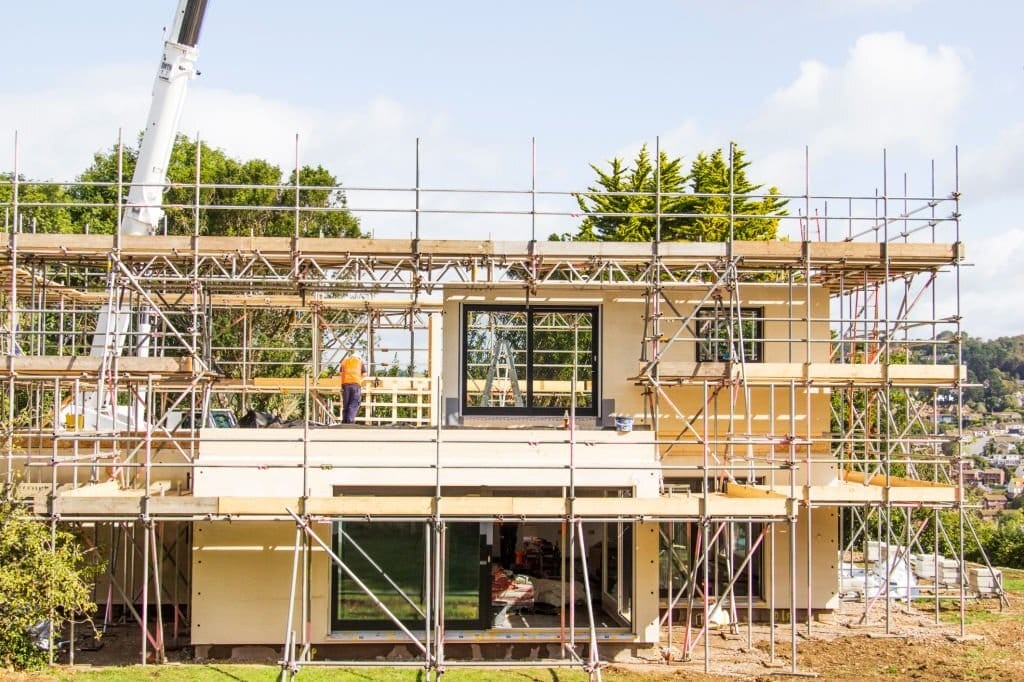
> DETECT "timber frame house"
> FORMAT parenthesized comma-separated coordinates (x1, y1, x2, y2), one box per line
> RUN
(1, 141, 1000, 679)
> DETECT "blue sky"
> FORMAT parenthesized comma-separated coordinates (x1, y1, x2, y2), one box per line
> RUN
(2, 0, 1023, 336)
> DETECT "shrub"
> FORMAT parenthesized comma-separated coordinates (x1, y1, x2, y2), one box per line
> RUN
(0, 484, 100, 669)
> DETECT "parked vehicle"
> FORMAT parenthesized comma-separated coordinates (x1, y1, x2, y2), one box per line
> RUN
(165, 408, 239, 430)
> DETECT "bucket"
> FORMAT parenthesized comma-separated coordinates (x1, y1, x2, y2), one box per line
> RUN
(614, 417, 634, 433)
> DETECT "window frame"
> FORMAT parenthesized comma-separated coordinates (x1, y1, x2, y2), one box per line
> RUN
(658, 520, 764, 601)
(330, 521, 489, 631)
(694, 306, 764, 363)
(461, 304, 599, 416)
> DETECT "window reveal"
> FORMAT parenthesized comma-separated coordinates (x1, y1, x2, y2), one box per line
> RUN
(463, 306, 598, 415)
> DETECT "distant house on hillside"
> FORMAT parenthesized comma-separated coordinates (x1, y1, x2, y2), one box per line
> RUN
(990, 435, 1021, 456)
(979, 468, 1006, 487)
(1008, 477, 1024, 497)
(982, 493, 1008, 511)
(992, 453, 1022, 467)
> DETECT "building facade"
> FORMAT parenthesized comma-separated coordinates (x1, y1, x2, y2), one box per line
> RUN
(0, 158, 981, 677)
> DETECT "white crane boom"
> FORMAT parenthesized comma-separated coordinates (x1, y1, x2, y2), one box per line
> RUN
(72, 1, 209, 432)
(121, 0, 208, 236)
(90, 0, 208, 357)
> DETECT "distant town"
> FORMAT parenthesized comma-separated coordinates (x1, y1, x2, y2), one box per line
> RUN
(941, 333, 1024, 518)
(958, 415, 1024, 516)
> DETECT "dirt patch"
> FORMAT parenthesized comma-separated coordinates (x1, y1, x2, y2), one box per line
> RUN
(617, 572, 1024, 681)
(24, 570, 1024, 680)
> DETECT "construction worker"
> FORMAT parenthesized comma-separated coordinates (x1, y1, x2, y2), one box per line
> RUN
(340, 353, 368, 424)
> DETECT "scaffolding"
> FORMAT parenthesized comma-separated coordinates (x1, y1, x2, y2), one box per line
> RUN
(0, 133, 999, 679)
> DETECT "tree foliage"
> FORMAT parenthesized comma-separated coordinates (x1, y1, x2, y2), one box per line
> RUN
(0, 174, 76, 234)
(843, 506, 1024, 572)
(686, 148, 787, 241)
(557, 144, 786, 242)
(983, 511, 1024, 568)
(37, 135, 367, 416)
(67, 134, 364, 238)
(2, 136, 373, 417)
(922, 332, 1024, 413)
(961, 334, 1024, 412)
(0, 485, 100, 670)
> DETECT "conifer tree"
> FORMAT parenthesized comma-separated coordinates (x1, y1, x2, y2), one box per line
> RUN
(563, 143, 786, 242)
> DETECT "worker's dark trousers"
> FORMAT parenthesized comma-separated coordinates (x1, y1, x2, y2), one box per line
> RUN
(342, 383, 361, 423)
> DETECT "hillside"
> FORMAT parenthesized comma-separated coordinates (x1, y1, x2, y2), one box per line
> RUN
(912, 332, 1024, 413)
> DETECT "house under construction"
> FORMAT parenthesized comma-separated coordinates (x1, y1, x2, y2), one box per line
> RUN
(1, 136, 1000, 679)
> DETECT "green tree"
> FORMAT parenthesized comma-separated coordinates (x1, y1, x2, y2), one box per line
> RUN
(51, 135, 367, 417)
(684, 147, 786, 241)
(0, 485, 100, 670)
(560, 143, 786, 242)
(561, 145, 690, 242)
(0, 174, 75, 234)
(984, 512, 1024, 568)
(68, 135, 364, 238)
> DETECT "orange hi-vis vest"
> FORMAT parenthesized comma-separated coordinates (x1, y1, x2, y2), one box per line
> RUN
(340, 356, 365, 384)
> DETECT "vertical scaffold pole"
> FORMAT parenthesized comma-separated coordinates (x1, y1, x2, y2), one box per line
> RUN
(703, 518, 711, 674)
(804, 146, 815, 637)
(7, 131, 18, 486)
(300, 372, 311, 663)
(293, 134, 300, 239)
(150, 522, 166, 662)
(280, 524, 303, 681)
(954, 146, 966, 638)
(882, 149, 893, 635)
(653, 135, 662, 451)
(789, 380, 798, 674)
(432, 373, 444, 677)
(768, 386, 777, 663)
(141, 520, 149, 665)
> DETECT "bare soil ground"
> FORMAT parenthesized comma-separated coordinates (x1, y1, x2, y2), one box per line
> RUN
(13, 568, 1024, 681)
(624, 567, 1024, 680)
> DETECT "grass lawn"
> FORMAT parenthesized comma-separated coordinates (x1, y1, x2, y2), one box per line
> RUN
(1000, 567, 1024, 593)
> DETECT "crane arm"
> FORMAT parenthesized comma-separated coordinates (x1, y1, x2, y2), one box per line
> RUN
(120, 0, 208, 236)
(71, 1, 210, 431)
(90, 0, 208, 363)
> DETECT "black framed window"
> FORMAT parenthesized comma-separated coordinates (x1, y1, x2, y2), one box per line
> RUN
(659, 521, 763, 599)
(331, 521, 488, 631)
(462, 305, 598, 415)
(694, 307, 763, 362)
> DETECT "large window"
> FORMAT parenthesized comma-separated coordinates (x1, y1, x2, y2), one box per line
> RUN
(694, 307, 763, 362)
(659, 521, 763, 601)
(331, 521, 487, 630)
(463, 306, 598, 415)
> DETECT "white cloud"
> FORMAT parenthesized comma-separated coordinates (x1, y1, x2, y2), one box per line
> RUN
(599, 33, 969, 206)
(960, 121, 1024, 201)
(0, 64, 152, 179)
(0, 63, 530, 239)
(960, 227, 1024, 337)
(751, 32, 968, 169)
